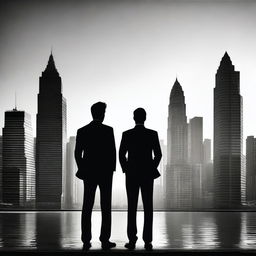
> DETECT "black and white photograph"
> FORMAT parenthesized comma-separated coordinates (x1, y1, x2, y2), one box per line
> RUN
(0, 0, 256, 255)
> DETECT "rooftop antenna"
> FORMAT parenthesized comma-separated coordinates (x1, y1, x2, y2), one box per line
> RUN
(13, 91, 17, 111)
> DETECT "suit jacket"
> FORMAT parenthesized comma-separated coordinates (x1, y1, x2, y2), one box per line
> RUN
(119, 125, 162, 179)
(74, 120, 116, 180)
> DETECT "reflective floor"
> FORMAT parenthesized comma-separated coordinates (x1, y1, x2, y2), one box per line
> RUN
(0, 211, 256, 251)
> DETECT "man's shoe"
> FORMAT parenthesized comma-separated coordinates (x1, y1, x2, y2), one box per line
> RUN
(82, 242, 91, 251)
(144, 242, 153, 251)
(101, 241, 116, 250)
(124, 242, 136, 250)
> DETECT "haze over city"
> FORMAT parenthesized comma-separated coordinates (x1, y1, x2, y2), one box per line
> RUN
(1, 0, 256, 149)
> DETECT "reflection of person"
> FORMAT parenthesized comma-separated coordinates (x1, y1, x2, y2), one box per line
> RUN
(119, 108, 162, 250)
(74, 102, 116, 251)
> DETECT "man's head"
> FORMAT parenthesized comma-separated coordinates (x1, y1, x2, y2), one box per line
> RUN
(91, 102, 106, 122)
(133, 108, 146, 124)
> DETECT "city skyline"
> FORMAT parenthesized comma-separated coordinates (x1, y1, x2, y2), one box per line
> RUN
(0, 52, 255, 209)
(1, 0, 256, 150)
(1, 0, 256, 210)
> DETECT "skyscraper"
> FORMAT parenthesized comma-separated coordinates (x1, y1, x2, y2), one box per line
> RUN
(202, 139, 213, 208)
(154, 139, 167, 209)
(246, 136, 256, 203)
(203, 139, 211, 164)
(166, 79, 192, 209)
(36, 53, 67, 209)
(65, 136, 83, 209)
(0, 136, 2, 203)
(2, 109, 35, 207)
(214, 52, 243, 209)
(188, 117, 203, 164)
(188, 117, 203, 208)
(167, 79, 188, 165)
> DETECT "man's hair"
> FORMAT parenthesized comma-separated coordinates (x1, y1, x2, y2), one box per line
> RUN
(133, 108, 146, 123)
(91, 102, 106, 119)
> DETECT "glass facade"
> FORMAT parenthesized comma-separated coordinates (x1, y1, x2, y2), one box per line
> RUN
(36, 54, 67, 209)
(214, 52, 243, 208)
(2, 110, 35, 207)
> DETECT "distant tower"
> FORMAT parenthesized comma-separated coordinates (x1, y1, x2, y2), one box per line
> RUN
(203, 139, 211, 164)
(188, 117, 203, 208)
(214, 52, 243, 208)
(167, 79, 188, 165)
(246, 136, 256, 203)
(166, 79, 192, 209)
(0, 136, 2, 203)
(202, 139, 213, 208)
(65, 136, 83, 208)
(36, 53, 67, 209)
(188, 117, 203, 164)
(2, 109, 35, 207)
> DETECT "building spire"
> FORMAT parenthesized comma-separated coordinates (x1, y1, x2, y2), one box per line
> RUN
(13, 91, 17, 111)
(217, 51, 234, 73)
(43, 50, 59, 75)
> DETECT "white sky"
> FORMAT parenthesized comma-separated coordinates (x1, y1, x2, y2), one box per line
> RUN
(1, 0, 256, 154)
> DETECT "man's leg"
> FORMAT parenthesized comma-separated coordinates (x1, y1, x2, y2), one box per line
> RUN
(99, 174, 113, 243)
(141, 178, 154, 243)
(81, 180, 97, 244)
(126, 174, 139, 244)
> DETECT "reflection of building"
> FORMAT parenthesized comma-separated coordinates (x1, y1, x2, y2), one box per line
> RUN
(214, 52, 243, 209)
(188, 117, 203, 208)
(0, 212, 36, 247)
(246, 136, 256, 203)
(2, 109, 35, 207)
(65, 136, 83, 209)
(0, 136, 2, 203)
(36, 53, 67, 209)
(166, 79, 192, 209)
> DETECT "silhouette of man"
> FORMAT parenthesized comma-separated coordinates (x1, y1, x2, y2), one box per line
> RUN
(75, 102, 116, 251)
(119, 108, 162, 250)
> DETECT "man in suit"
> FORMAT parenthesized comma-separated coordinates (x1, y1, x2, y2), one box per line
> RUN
(75, 102, 116, 251)
(119, 108, 162, 251)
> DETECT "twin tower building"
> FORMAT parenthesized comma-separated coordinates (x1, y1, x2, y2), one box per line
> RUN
(2, 52, 243, 209)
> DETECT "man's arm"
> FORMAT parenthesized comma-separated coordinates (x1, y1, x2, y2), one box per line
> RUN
(119, 132, 128, 173)
(152, 131, 162, 168)
(74, 129, 83, 170)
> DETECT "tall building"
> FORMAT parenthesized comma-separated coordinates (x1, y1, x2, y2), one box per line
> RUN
(0, 136, 2, 203)
(154, 139, 167, 209)
(214, 52, 243, 209)
(203, 139, 211, 164)
(2, 109, 35, 207)
(188, 117, 203, 164)
(202, 139, 213, 208)
(166, 79, 192, 209)
(246, 136, 256, 203)
(188, 117, 203, 208)
(241, 154, 246, 205)
(36, 53, 67, 209)
(65, 136, 83, 209)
